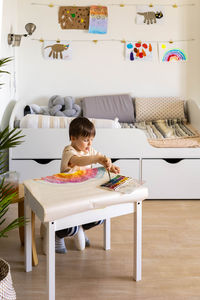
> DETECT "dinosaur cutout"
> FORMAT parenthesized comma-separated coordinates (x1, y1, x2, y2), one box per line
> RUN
(44, 44, 69, 59)
(43, 41, 72, 60)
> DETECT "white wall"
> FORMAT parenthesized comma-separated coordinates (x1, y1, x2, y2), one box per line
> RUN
(1, 0, 200, 124)
(0, 0, 18, 128)
(16, 0, 200, 105)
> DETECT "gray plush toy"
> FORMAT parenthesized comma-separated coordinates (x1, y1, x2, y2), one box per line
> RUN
(24, 104, 49, 116)
(24, 95, 81, 117)
(48, 95, 81, 117)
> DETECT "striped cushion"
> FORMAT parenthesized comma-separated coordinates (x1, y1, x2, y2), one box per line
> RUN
(135, 97, 186, 122)
(19, 114, 121, 129)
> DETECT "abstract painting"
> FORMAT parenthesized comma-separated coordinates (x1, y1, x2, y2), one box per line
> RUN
(126, 41, 154, 61)
(39, 167, 106, 184)
(58, 6, 90, 30)
(89, 6, 108, 34)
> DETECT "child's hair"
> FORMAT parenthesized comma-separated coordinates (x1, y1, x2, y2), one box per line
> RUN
(69, 117, 96, 139)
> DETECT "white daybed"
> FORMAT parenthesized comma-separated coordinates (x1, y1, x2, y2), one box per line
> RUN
(9, 98, 200, 199)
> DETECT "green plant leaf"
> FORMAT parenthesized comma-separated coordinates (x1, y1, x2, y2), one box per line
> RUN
(0, 57, 13, 86)
(0, 125, 27, 238)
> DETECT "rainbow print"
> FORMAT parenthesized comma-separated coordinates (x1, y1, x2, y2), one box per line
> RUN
(39, 167, 106, 184)
(162, 49, 187, 62)
(159, 42, 188, 63)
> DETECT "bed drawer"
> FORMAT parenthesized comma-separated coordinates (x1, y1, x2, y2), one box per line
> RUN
(142, 159, 200, 199)
(10, 159, 61, 183)
(113, 159, 140, 180)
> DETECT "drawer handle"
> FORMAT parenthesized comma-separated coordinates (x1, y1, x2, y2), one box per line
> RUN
(33, 159, 54, 164)
(163, 158, 183, 164)
(111, 158, 119, 163)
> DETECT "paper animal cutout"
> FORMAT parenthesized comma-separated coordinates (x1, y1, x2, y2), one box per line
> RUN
(58, 6, 90, 29)
(126, 41, 153, 61)
(39, 167, 106, 184)
(136, 6, 164, 25)
(159, 42, 187, 62)
(89, 6, 108, 34)
(137, 11, 163, 24)
(43, 41, 72, 60)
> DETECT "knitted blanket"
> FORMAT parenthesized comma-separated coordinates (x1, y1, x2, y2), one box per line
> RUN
(134, 119, 199, 139)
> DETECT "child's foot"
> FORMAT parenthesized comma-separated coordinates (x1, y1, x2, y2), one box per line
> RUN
(73, 226, 85, 251)
(55, 234, 67, 254)
(84, 232, 90, 247)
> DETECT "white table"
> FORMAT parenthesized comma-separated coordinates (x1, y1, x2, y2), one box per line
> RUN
(24, 174, 148, 300)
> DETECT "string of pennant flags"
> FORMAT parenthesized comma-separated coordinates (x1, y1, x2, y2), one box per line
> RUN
(31, 37, 195, 62)
(29, 1, 196, 62)
(32, 38, 195, 44)
(31, 2, 195, 8)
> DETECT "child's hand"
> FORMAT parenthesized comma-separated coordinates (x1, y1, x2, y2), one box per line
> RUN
(110, 164, 120, 174)
(98, 155, 112, 170)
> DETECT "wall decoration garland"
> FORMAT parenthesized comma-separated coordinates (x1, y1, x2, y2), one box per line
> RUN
(158, 42, 187, 62)
(89, 6, 108, 34)
(43, 41, 72, 60)
(136, 5, 164, 25)
(34, 38, 193, 63)
(58, 6, 90, 29)
(31, 2, 195, 8)
(126, 41, 154, 61)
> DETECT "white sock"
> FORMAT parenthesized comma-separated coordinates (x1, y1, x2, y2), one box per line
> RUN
(55, 234, 67, 254)
(84, 232, 90, 247)
(73, 226, 85, 251)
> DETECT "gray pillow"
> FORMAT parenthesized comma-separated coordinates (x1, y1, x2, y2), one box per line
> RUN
(82, 94, 134, 123)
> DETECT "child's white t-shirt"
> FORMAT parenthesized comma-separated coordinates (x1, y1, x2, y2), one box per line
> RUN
(60, 145, 99, 173)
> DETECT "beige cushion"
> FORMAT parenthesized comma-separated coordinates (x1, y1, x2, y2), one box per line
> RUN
(135, 97, 185, 122)
(20, 114, 121, 129)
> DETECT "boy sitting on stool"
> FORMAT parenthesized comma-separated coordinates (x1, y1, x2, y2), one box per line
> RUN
(42, 117, 120, 254)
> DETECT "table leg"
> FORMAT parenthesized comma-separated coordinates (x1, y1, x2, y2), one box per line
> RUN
(47, 221, 55, 300)
(104, 218, 111, 250)
(18, 201, 24, 245)
(133, 201, 142, 281)
(31, 212, 38, 266)
(18, 201, 38, 266)
(24, 198, 32, 272)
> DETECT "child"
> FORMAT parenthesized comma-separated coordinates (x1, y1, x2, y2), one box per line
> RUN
(55, 117, 120, 253)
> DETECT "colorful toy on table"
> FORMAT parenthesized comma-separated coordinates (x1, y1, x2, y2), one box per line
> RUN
(100, 175, 142, 194)
(39, 167, 106, 184)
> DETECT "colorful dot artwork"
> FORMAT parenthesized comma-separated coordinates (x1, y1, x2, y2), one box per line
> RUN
(40, 167, 106, 184)
(162, 49, 187, 62)
(126, 41, 153, 61)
